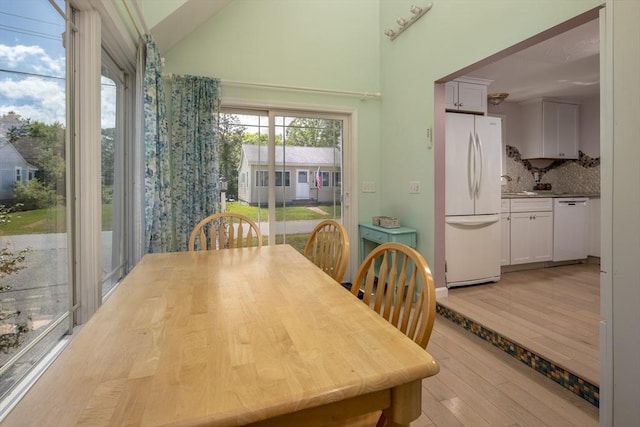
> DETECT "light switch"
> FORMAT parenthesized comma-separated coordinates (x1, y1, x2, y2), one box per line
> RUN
(409, 181, 420, 194)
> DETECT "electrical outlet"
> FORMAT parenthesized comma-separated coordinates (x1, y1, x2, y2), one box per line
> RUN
(409, 181, 420, 194)
(362, 181, 376, 193)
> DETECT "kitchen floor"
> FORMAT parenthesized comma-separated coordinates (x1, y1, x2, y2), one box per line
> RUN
(436, 262, 600, 404)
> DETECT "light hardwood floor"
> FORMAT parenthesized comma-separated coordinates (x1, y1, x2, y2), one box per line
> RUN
(415, 317, 599, 426)
(414, 262, 600, 426)
(436, 263, 600, 386)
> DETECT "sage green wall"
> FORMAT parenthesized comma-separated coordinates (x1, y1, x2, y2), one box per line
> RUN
(378, 0, 601, 285)
(158, 0, 382, 228)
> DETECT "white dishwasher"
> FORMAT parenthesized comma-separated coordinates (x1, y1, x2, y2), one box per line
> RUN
(553, 197, 589, 261)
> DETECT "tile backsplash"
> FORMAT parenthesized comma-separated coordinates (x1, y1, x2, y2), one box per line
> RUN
(503, 145, 600, 194)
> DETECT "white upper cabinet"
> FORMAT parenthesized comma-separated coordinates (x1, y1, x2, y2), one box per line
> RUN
(520, 99, 579, 159)
(445, 77, 491, 115)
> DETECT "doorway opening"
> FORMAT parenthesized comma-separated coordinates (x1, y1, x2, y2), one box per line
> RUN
(436, 10, 602, 407)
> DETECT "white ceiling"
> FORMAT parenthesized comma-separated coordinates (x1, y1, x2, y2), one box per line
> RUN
(465, 19, 600, 103)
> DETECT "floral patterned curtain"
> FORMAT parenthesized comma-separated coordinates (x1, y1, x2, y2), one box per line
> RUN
(143, 35, 172, 253)
(169, 75, 221, 252)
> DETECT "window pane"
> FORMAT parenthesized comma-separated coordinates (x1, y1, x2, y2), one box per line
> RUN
(276, 115, 343, 251)
(321, 171, 330, 187)
(220, 112, 268, 225)
(0, 0, 70, 398)
(220, 111, 343, 252)
(333, 172, 341, 187)
(101, 56, 125, 298)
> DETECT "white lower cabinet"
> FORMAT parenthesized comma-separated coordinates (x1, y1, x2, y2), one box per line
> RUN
(507, 198, 553, 265)
(510, 211, 553, 264)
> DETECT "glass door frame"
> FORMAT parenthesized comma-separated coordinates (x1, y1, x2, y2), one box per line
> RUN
(221, 99, 357, 282)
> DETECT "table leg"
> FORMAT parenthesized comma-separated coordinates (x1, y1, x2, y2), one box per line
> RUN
(384, 380, 422, 427)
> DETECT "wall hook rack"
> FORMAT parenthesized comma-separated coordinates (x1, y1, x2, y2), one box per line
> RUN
(384, 2, 433, 41)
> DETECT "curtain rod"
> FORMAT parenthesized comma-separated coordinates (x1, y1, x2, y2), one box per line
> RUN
(223, 79, 381, 100)
(163, 74, 381, 100)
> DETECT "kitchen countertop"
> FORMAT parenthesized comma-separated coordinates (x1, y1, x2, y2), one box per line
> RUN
(501, 192, 600, 199)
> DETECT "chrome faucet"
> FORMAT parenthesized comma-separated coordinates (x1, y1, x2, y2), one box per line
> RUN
(501, 175, 513, 181)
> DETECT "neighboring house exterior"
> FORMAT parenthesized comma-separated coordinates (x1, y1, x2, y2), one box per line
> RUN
(0, 141, 37, 202)
(238, 144, 341, 206)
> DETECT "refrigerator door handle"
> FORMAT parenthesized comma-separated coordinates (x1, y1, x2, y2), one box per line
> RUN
(467, 131, 476, 199)
(446, 216, 500, 226)
(475, 131, 484, 198)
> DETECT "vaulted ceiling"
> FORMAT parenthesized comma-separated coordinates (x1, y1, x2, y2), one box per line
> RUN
(145, 2, 599, 104)
(147, 0, 230, 54)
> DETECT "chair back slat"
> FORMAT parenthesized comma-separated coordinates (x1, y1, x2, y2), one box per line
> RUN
(188, 213, 263, 251)
(351, 242, 436, 348)
(303, 220, 350, 283)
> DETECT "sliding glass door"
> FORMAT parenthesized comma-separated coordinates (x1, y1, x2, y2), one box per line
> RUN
(220, 109, 345, 255)
(0, 0, 71, 400)
(273, 113, 343, 249)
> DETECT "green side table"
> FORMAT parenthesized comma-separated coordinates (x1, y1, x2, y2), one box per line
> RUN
(358, 223, 417, 263)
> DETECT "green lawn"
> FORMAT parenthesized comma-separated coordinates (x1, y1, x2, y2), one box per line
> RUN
(0, 205, 113, 235)
(269, 233, 310, 253)
(0, 202, 339, 237)
(226, 202, 340, 221)
(227, 202, 341, 253)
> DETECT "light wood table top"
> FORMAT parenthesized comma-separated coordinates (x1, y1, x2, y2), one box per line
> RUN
(3, 244, 438, 426)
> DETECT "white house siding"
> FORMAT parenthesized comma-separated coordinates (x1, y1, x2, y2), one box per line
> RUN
(238, 145, 341, 206)
(237, 155, 250, 203)
(0, 143, 30, 201)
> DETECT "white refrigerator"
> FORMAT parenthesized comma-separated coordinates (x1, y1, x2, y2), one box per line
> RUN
(445, 113, 502, 288)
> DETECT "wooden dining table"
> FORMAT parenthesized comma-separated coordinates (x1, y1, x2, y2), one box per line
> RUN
(3, 244, 439, 426)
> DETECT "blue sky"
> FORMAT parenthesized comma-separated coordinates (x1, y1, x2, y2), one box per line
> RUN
(0, 0, 66, 126)
(0, 0, 115, 130)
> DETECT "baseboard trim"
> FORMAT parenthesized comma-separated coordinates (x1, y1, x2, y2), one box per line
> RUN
(435, 286, 448, 299)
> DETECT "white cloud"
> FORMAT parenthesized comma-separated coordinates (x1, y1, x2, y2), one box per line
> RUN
(0, 44, 66, 125)
(0, 103, 61, 125)
(0, 45, 118, 128)
(0, 44, 64, 76)
(0, 76, 65, 124)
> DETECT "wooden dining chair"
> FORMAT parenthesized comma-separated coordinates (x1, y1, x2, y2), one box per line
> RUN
(339, 242, 437, 427)
(303, 219, 350, 283)
(188, 212, 263, 251)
